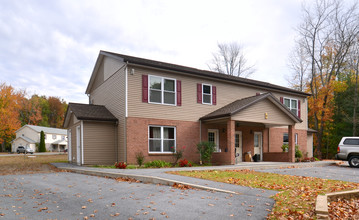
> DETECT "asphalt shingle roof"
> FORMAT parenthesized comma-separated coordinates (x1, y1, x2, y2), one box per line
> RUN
(25, 125, 67, 135)
(101, 51, 310, 97)
(200, 93, 302, 122)
(68, 103, 118, 122)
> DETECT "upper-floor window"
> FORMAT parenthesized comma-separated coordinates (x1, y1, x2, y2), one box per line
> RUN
(61, 135, 65, 140)
(148, 126, 176, 153)
(197, 83, 216, 105)
(149, 75, 176, 105)
(284, 98, 298, 116)
(52, 134, 56, 140)
(202, 84, 212, 104)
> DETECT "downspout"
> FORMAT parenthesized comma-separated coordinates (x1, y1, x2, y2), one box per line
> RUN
(115, 121, 118, 163)
(124, 62, 128, 163)
(199, 120, 202, 142)
(81, 121, 84, 165)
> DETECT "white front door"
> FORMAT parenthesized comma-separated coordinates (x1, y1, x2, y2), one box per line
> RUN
(208, 129, 219, 152)
(254, 132, 262, 160)
(235, 131, 242, 163)
(76, 126, 81, 165)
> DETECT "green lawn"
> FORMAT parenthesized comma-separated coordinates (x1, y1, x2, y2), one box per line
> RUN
(169, 169, 359, 219)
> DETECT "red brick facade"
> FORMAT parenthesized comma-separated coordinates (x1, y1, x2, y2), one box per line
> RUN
(126, 117, 200, 164)
(126, 117, 309, 165)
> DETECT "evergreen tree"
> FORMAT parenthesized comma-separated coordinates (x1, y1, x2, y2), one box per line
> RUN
(39, 130, 46, 152)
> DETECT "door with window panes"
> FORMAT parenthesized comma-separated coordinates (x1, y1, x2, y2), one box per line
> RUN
(208, 129, 219, 152)
(235, 131, 242, 163)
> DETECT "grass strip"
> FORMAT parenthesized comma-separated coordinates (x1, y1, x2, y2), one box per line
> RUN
(170, 169, 359, 219)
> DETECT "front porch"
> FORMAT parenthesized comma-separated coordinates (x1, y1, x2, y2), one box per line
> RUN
(200, 93, 302, 164)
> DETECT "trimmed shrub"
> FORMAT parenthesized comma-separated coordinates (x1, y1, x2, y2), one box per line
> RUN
(295, 145, 303, 159)
(197, 141, 215, 164)
(144, 160, 171, 168)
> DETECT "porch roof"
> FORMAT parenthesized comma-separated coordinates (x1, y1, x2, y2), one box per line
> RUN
(200, 93, 302, 124)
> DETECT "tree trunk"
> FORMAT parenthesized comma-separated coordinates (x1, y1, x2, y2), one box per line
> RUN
(354, 68, 358, 136)
(1, 141, 5, 152)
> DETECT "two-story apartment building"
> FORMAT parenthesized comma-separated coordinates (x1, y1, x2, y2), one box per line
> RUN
(11, 125, 68, 152)
(63, 51, 312, 165)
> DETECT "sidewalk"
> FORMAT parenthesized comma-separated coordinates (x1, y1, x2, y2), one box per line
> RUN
(53, 161, 334, 197)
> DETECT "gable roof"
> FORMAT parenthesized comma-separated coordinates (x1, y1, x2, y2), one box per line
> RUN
(200, 93, 302, 123)
(13, 136, 36, 144)
(17, 125, 67, 135)
(63, 103, 118, 127)
(86, 50, 310, 97)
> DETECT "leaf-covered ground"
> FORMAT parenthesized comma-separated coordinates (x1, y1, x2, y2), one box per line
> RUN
(170, 169, 359, 219)
(329, 197, 359, 219)
(0, 154, 67, 175)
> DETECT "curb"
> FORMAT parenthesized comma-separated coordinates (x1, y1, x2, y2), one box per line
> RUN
(55, 161, 334, 196)
(60, 167, 240, 195)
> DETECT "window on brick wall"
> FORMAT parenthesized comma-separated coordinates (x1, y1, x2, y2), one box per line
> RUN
(283, 133, 298, 145)
(149, 126, 176, 153)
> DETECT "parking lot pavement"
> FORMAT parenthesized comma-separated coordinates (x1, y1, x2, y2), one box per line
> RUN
(0, 173, 274, 220)
(260, 163, 359, 183)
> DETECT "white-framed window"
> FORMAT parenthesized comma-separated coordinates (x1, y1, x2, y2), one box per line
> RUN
(284, 98, 298, 116)
(208, 129, 219, 152)
(149, 75, 176, 105)
(202, 84, 212, 105)
(52, 134, 56, 140)
(149, 126, 176, 153)
(283, 133, 298, 145)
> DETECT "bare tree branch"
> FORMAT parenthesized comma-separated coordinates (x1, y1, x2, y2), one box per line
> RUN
(208, 42, 255, 78)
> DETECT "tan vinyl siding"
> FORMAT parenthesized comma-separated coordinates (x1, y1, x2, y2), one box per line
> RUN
(127, 66, 307, 128)
(83, 122, 116, 165)
(91, 61, 104, 92)
(231, 99, 294, 125)
(90, 57, 126, 162)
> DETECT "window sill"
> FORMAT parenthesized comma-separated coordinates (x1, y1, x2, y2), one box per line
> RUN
(148, 153, 173, 156)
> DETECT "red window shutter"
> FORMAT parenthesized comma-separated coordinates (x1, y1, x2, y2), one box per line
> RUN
(256, 93, 260, 96)
(177, 80, 182, 106)
(197, 83, 202, 103)
(142, 75, 148, 103)
(298, 100, 301, 118)
(212, 86, 217, 105)
(280, 97, 283, 104)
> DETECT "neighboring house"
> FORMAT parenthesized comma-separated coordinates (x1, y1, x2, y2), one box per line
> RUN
(11, 125, 67, 152)
(63, 51, 313, 166)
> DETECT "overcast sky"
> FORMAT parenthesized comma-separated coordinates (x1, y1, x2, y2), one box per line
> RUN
(1, 0, 308, 103)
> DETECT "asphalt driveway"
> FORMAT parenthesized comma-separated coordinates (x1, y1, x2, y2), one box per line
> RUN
(0, 172, 274, 220)
(259, 163, 359, 183)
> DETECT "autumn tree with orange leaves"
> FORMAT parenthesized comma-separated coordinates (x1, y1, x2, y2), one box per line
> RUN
(0, 83, 24, 151)
(291, 0, 359, 158)
(0, 82, 68, 152)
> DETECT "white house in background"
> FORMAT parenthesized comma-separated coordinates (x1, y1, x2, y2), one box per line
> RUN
(11, 125, 67, 152)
